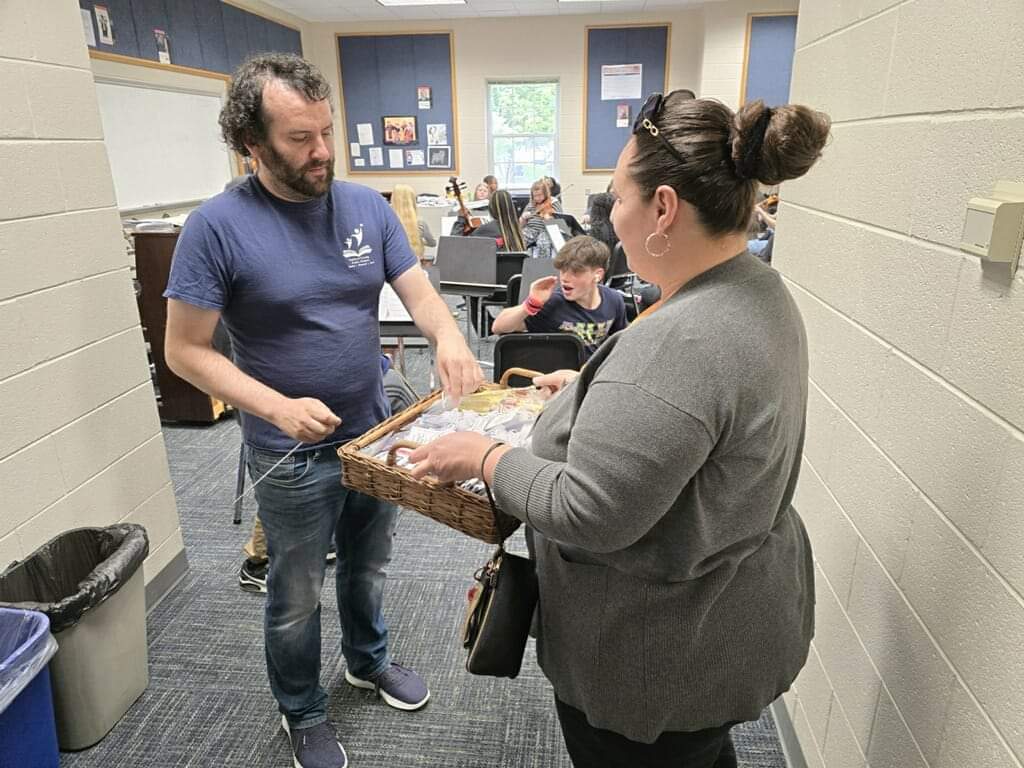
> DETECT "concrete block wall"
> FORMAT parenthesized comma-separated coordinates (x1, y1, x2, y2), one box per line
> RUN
(775, 1, 1024, 767)
(0, 1, 185, 597)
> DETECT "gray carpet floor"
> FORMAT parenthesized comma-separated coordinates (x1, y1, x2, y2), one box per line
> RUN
(60, 321, 787, 768)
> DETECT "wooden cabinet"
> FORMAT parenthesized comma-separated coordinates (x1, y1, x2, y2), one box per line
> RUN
(134, 231, 226, 423)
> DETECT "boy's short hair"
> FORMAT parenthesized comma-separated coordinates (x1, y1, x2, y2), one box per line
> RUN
(554, 235, 610, 273)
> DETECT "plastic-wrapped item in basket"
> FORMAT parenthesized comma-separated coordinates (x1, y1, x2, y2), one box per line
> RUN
(360, 386, 547, 495)
(339, 368, 548, 543)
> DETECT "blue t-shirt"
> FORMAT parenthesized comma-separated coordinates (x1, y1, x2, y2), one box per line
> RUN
(164, 176, 417, 451)
(524, 283, 628, 359)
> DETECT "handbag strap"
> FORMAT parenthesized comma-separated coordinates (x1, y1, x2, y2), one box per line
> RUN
(480, 441, 508, 550)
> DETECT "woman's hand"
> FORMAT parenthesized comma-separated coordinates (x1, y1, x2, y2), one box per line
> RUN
(527, 275, 558, 306)
(408, 432, 503, 484)
(532, 369, 579, 396)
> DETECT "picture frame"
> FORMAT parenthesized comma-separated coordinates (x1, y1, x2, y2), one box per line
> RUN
(94, 4, 114, 45)
(382, 116, 418, 146)
(417, 85, 432, 110)
(154, 29, 171, 64)
(426, 145, 451, 169)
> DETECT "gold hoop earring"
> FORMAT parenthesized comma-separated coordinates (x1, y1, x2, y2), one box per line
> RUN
(644, 232, 671, 258)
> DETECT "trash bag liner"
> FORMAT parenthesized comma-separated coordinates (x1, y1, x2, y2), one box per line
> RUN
(0, 525, 149, 633)
(0, 608, 58, 715)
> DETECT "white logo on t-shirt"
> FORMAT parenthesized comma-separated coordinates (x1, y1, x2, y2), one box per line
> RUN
(342, 224, 374, 267)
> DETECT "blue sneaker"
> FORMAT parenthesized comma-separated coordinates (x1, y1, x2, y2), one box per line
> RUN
(281, 716, 348, 768)
(344, 663, 430, 711)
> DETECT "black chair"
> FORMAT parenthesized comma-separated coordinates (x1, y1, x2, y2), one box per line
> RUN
(605, 242, 632, 289)
(493, 333, 586, 387)
(477, 252, 528, 336)
(505, 274, 522, 308)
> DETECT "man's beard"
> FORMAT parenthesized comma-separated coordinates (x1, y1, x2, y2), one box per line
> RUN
(260, 141, 334, 199)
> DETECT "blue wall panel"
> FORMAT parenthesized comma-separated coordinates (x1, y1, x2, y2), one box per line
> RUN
(744, 15, 798, 107)
(81, 0, 141, 58)
(244, 10, 270, 56)
(221, 3, 250, 71)
(585, 25, 669, 171)
(80, 0, 300, 75)
(129, 0, 171, 63)
(338, 33, 455, 173)
(194, 0, 228, 73)
(163, 0, 204, 70)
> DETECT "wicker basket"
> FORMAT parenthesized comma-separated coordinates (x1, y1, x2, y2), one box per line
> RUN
(338, 367, 542, 544)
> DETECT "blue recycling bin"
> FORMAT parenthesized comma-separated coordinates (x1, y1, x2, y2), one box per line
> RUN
(0, 608, 59, 768)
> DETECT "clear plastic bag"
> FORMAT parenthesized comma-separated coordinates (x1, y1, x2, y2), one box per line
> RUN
(0, 608, 58, 715)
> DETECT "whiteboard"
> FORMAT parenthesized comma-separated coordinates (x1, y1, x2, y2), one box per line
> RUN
(95, 80, 235, 211)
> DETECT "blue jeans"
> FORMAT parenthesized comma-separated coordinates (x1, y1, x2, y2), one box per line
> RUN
(248, 445, 398, 729)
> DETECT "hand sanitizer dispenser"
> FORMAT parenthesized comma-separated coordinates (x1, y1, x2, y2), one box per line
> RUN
(960, 181, 1024, 274)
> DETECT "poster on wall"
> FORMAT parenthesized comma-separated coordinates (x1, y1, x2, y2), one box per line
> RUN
(405, 149, 425, 167)
(382, 116, 417, 146)
(354, 158, 366, 167)
(417, 85, 432, 110)
(369, 147, 384, 166)
(616, 104, 630, 128)
(427, 146, 451, 169)
(94, 5, 114, 45)
(427, 124, 448, 146)
(349, 142, 361, 157)
(356, 123, 374, 145)
(154, 29, 170, 64)
(81, 9, 96, 47)
(601, 64, 642, 100)
(388, 148, 404, 168)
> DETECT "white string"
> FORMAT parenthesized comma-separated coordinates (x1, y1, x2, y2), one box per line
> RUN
(232, 441, 303, 506)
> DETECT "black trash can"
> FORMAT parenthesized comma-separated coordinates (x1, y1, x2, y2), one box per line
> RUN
(0, 524, 150, 750)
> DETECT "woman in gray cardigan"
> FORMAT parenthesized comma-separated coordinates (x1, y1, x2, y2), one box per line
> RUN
(410, 92, 831, 768)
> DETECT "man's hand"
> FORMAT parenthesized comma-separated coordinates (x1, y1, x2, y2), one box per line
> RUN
(528, 276, 558, 306)
(435, 334, 484, 401)
(408, 432, 499, 484)
(532, 369, 579, 396)
(272, 397, 341, 443)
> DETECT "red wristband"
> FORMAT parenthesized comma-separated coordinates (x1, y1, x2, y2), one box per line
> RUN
(523, 296, 543, 316)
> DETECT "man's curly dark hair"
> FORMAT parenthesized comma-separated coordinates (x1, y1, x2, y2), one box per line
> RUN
(219, 53, 332, 157)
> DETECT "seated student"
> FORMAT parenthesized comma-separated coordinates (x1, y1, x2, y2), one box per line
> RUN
(491, 235, 627, 359)
(483, 174, 499, 195)
(519, 177, 563, 223)
(473, 182, 491, 201)
(470, 189, 526, 251)
(586, 191, 619, 255)
(391, 184, 436, 264)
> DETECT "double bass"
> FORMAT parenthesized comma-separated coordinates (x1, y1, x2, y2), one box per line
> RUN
(445, 176, 482, 235)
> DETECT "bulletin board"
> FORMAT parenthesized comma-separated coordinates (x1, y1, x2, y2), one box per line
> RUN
(583, 24, 670, 173)
(740, 14, 798, 107)
(336, 32, 458, 175)
(79, 0, 302, 77)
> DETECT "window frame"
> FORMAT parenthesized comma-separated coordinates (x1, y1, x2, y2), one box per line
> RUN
(486, 78, 560, 192)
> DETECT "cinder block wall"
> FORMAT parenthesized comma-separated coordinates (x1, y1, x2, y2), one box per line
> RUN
(775, 1, 1024, 767)
(0, 2, 186, 599)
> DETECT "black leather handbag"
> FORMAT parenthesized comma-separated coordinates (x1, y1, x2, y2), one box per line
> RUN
(460, 474, 539, 678)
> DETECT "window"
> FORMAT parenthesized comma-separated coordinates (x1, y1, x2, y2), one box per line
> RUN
(488, 81, 558, 189)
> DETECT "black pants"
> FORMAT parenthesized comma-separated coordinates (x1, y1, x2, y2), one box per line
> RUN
(555, 699, 738, 768)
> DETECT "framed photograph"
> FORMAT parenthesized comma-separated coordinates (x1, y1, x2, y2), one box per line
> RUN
(154, 29, 170, 64)
(616, 103, 630, 128)
(405, 149, 425, 167)
(417, 85, 432, 110)
(94, 5, 114, 45)
(426, 145, 451, 169)
(427, 123, 448, 146)
(382, 116, 417, 146)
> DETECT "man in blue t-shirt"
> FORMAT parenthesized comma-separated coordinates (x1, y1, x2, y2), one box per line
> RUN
(164, 54, 481, 768)
(491, 236, 628, 360)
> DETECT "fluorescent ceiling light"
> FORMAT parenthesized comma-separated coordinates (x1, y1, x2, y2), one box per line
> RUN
(377, 0, 465, 5)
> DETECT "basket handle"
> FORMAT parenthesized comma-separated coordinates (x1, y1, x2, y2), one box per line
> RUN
(385, 439, 423, 467)
(498, 367, 545, 387)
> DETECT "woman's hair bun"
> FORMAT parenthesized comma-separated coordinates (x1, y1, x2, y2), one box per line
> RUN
(733, 100, 831, 186)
